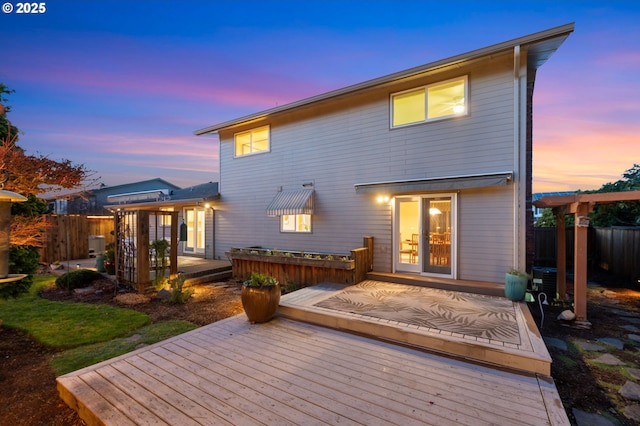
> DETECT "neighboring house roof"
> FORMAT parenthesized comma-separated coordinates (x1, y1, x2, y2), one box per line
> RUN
(46, 178, 181, 201)
(194, 23, 574, 136)
(532, 191, 576, 202)
(105, 181, 220, 210)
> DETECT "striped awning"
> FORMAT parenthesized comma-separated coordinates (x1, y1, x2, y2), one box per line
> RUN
(266, 189, 314, 217)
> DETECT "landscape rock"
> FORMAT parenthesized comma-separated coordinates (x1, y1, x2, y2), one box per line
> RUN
(628, 334, 640, 343)
(620, 381, 640, 400)
(124, 334, 142, 343)
(574, 340, 605, 352)
(596, 337, 624, 350)
(610, 309, 640, 318)
(544, 337, 567, 351)
(592, 354, 626, 366)
(623, 404, 640, 423)
(557, 310, 576, 321)
(627, 368, 640, 381)
(74, 286, 96, 296)
(572, 408, 617, 426)
(157, 289, 171, 299)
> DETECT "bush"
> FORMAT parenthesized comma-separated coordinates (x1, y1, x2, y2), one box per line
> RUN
(2, 246, 39, 299)
(55, 269, 104, 291)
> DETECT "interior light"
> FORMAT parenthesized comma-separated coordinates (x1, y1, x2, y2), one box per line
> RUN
(429, 207, 441, 215)
(453, 104, 465, 114)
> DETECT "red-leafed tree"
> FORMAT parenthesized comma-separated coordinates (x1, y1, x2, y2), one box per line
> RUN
(1, 84, 92, 297)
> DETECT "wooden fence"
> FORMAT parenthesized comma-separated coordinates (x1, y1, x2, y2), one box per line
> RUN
(534, 226, 640, 281)
(40, 215, 115, 264)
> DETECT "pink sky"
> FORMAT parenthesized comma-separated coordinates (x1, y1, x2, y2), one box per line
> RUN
(2, 1, 639, 193)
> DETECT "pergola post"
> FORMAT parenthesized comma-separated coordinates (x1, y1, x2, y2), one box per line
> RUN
(136, 211, 150, 293)
(553, 207, 567, 300)
(170, 211, 178, 277)
(571, 202, 591, 325)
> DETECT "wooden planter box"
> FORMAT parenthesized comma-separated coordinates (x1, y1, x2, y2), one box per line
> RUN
(226, 249, 356, 286)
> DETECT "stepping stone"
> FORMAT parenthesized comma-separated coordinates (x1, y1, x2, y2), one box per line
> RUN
(621, 324, 640, 333)
(610, 309, 640, 318)
(592, 354, 626, 366)
(621, 381, 640, 400)
(544, 337, 567, 351)
(574, 339, 606, 351)
(627, 368, 640, 381)
(624, 404, 640, 423)
(628, 334, 640, 343)
(124, 334, 142, 343)
(623, 318, 640, 325)
(572, 408, 617, 426)
(597, 337, 624, 350)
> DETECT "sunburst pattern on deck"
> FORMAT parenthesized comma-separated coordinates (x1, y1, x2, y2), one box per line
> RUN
(315, 280, 520, 344)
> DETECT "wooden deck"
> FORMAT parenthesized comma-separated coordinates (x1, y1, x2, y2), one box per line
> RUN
(279, 281, 551, 375)
(57, 279, 569, 425)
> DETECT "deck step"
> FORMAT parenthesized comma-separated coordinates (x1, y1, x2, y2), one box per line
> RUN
(279, 281, 552, 376)
(184, 269, 232, 286)
(367, 271, 505, 297)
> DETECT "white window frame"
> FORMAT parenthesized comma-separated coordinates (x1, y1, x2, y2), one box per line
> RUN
(234, 125, 270, 157)
(390, 76, 468, 128)
(280, 214, 312, 233)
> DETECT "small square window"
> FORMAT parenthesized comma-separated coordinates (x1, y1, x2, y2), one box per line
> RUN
(281, 214, 311, 233)
(235, 125, 270, 157)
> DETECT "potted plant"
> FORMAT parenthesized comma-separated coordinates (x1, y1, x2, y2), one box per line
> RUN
(505, 268, 529, 301)
(241, 273, 281, 324)
(103, 244, 116, 275)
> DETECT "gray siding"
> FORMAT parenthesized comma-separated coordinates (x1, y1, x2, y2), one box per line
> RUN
(212, 54, 520, 282)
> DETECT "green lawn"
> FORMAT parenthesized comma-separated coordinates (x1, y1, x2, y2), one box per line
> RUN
(0, 275, 198, 375)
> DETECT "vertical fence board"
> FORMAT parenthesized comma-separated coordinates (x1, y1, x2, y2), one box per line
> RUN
(536, 227, 640, 282)
(41, 215, 114, 264)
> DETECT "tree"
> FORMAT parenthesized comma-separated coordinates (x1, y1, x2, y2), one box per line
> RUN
(1, 86, 91, 246)
(534, 208, 574, 228)
(1, 85, 92, 298)
(589, 164, 640, 227)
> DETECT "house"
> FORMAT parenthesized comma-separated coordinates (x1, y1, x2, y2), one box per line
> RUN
(48, 178, 181, 215)
(104, 181, 219, 259)
(195, 23, 574, 284)
(532, 191, 575, 223)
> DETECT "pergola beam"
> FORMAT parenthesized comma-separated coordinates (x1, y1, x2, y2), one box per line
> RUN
(534, 190, 640, 327)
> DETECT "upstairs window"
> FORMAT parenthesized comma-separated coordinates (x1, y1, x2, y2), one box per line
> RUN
(235, 125, 270, 157)
(391, 76, 467, 127)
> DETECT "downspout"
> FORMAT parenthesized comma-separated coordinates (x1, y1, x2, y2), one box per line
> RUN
(513, 45, 521, 269)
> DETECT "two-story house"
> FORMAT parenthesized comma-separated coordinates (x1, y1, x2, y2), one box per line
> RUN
(195, 23, 574, 284)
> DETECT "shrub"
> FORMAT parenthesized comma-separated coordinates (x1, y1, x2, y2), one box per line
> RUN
(55, 269, 104, 291)
(166, 273, 193, 304)
(2, 246, 39, 298)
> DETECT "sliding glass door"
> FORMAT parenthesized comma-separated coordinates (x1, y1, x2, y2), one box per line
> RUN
(395, 194, 455, 277)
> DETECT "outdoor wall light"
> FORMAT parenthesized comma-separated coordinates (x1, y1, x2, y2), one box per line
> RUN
(377, 195, 390, 204)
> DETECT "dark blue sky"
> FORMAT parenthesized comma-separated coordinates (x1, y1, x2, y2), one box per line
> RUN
(2, 1, 639, 191)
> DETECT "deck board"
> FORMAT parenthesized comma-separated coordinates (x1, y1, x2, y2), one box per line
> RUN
(58, 313, 569, 425)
